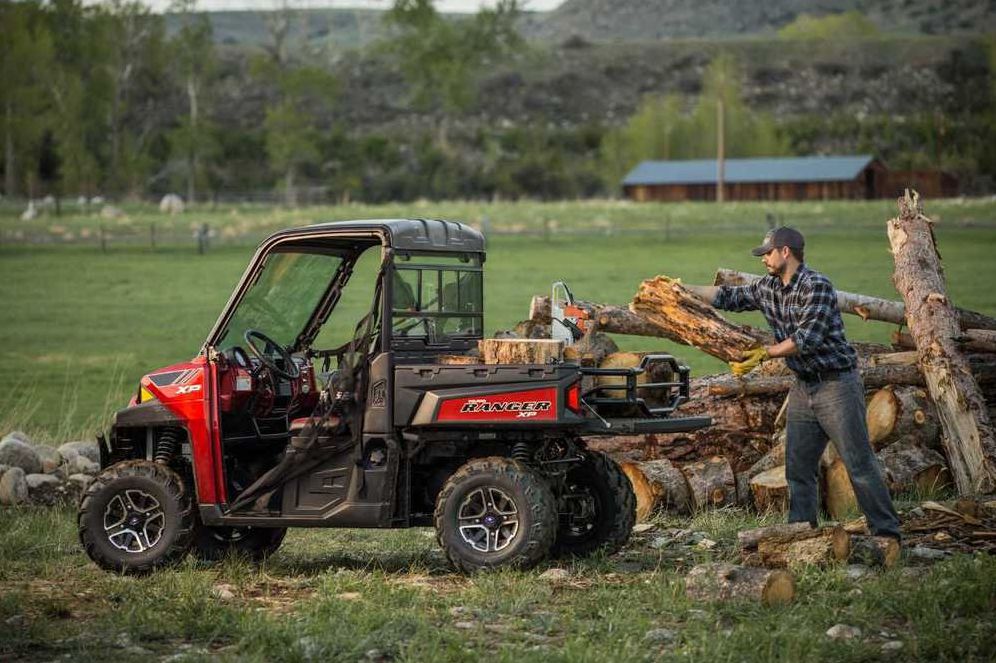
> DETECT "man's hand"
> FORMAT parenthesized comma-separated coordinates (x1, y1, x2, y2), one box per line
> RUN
(729, 346, 769, 376)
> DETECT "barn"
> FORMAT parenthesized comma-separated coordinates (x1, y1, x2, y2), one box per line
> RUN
(622, 155, 893, 202)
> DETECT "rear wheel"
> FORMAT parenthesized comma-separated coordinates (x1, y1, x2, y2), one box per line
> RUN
(434, 457, 557, 573)
(553, 451, 635, 557)
(192, 526, 287, 562)
(78, 460, 195, 574)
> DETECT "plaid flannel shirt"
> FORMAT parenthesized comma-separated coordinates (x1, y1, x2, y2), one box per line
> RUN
(713, 264, 857, 377)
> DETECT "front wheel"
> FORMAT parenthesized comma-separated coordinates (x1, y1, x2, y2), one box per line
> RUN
(553, 451, 636, 558)
(434, 457, 557, 573)
(78, 460, 195, 574)
(192, 526, 287, 562)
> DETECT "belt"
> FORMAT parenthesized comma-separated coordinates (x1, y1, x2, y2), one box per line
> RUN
(796, 367, 853, 383)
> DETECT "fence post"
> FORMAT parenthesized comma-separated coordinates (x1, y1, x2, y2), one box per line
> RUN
(150, 222, 156, 250)
(542, 217, 551, 243)
(100, 226, 107, 253)
(197, 223, 209, 254)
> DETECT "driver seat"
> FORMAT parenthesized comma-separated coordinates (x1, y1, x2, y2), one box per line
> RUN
(289, 416, 341, 435)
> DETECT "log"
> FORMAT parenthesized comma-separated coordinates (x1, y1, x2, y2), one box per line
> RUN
(529, 295, 673, 338)
(749, 465, 789, 513)
(887, 191, 996, 494)
(737, 522, 814, 553)
(571, 331, 619, 366)
(477, 338, 563, 364)
(957, 329, 996, 353)
(755, 526, 851, 568)
(866, 385, 940, 450)
(685, 563, 795, 606)
(629, 276, 765, 362)
(824, 456, 859, 521)
(848, 535, 900, 568)
(680, 456, 737, 510)
(595, 351, 673, 407)
(437, 354, 481, 365)
(620, 459, 691, 521)
(877, 436, 951, 494)
(714, 267, 996, 331)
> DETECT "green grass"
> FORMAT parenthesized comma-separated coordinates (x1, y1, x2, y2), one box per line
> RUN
(0, 505, 994, 661)
(2, 198, 996, 441)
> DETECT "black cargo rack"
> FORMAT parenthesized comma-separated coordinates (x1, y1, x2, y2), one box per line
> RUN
(579, 354, 690, 419)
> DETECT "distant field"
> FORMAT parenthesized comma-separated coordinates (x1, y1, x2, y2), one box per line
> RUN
(2, 198, 995, 441)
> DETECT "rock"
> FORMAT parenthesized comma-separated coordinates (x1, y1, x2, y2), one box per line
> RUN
(25, 473, 64, 506)
(538, 568, 569, 581)
(448, 606, 471, 617)
(453, 621, 477, 630)
(2, 431, 31, 445)
(211, 584, 235, 601)
(159, 193, 185, 215)
(5, 614, 26, 627)
(909, 545, 951, 561)
(845, 564, 871, 581)
(100, 205, 124, 219)
(0, 437, 42, 474)
(296, 636, 323, 660)
(66, 455, 99, 476)
(825, 624, 862, 640)
(364, 649, 389, 662)
(66, 473, 95, 501)
(881, 641, 904, 653)
(644, 628, 678, 644)
(58, 440, 99, 464)
(0, 467, 28, 505)
(695, 538, 717, 550)
(35, 446, 61, 473)
(632, 523, 656, 534)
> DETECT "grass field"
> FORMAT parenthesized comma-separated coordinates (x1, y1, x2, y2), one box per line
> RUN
(2, 198, 996, 441)
(2, 199, 996, 661)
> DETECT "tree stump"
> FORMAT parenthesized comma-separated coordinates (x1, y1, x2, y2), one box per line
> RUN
(866, 385, 940, 450)
(848, 535, 900, 568)
(685, 563, 795, 606)
(750, 465, 789, 513)
(477, 338, 563, 364)
(620, 459, 691, 520)
(680, 456, 736, 510)
(887, 190, 996, 494)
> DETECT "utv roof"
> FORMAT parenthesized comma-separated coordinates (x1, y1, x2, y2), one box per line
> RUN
(266, 218, 486, 254)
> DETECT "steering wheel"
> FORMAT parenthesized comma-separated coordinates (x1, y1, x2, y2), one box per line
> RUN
(243, 329, 301, 380)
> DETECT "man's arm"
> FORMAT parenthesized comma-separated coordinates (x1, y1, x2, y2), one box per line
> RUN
(765, 336, 798, 358)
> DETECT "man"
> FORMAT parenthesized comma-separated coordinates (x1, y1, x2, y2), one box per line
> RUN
(687, 227, 900, 540)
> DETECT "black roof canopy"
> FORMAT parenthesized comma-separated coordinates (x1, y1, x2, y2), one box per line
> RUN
(265, 218, 486, 254)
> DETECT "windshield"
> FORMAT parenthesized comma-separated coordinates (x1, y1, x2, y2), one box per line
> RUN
(217, 251, 344, 351)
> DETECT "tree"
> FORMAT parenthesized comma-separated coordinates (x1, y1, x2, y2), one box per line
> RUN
(0, 1, 54, 198)
(383, 0, 522, 152)
(168, 0, 217, 205)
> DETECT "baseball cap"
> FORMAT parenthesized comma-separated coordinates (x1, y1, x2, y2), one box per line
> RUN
(751, 226, 805, 257)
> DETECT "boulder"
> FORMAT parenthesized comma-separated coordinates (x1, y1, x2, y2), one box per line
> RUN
(58, 440, 99, 464)
(66, 455, 99, 476)
(0, 437, 42, 474)
(159, 193, 185, 215)
(0, 467, 28, 505)
(66, 473, 94, 501)
(25, 473, 63, 506)
(35, 445, 62, 473)
(2, 431, 31, 445)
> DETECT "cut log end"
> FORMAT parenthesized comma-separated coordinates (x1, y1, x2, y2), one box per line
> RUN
(848, 535, 900, 568)
(685, 563, 796, 606)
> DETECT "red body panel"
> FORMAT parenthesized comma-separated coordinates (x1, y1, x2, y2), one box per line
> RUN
(436, 387, 558, 423)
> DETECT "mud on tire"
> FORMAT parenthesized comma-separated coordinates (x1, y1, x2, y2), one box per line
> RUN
(434, 457, 557, 573)
(192, 526, 287, 563)
(552, 451, 636, 558)
(78, 460, 195, 574)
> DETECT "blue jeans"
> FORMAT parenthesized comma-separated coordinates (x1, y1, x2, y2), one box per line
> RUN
(786, 369, 901, 539)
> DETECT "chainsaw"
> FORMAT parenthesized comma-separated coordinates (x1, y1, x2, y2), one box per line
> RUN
(550, 281, 590, 346)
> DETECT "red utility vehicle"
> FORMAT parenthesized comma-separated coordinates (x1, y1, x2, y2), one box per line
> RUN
(78, 219, 710, 573)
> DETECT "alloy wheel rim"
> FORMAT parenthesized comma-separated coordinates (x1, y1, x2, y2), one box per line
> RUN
(457, 487, 520, 553)
(103, 489, 166, 553)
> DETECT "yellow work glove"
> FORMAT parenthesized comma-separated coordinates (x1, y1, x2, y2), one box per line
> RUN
(729, 347, 769, 377)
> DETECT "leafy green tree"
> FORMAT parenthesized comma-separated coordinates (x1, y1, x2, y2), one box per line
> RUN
(383, 0, 522, 152)
(778, 11, 880, 41)
(0, 1, 54, 198)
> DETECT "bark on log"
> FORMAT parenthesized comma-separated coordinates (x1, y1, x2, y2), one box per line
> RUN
(750, 465, 789, 513)
(629, 276, 765, 362)
(714, 267, 996, 331)
(755, 526, 851, 568)
(737, 522, 815, 553)
(878, 436, 951, 493)
(702, 362, 930, 398)
(887, 191, 996, 494)
(848, 535, 900, 568)
(866, 385, 940, 450)
(478, 338, 563, 364)
(957, 329, 996, 353)
(620, 459, 691, 520)
(685, 563, 795, 606)
(529, 295, 674, 338)
(680, 456, 736, 510)
(563, 332, 619, 367)
(437, 354, 481, 365)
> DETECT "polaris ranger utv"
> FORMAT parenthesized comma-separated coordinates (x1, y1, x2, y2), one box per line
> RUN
(79, 219, 711, 574)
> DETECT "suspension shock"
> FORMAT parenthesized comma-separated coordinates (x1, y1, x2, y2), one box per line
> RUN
(511, 441, 532, 464)
(154, 427, 183, 464)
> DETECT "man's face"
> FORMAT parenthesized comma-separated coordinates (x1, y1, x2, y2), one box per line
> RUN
(762, 246, 789, 276)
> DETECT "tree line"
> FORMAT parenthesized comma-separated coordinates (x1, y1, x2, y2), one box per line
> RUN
(1, 1, 994, 207)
